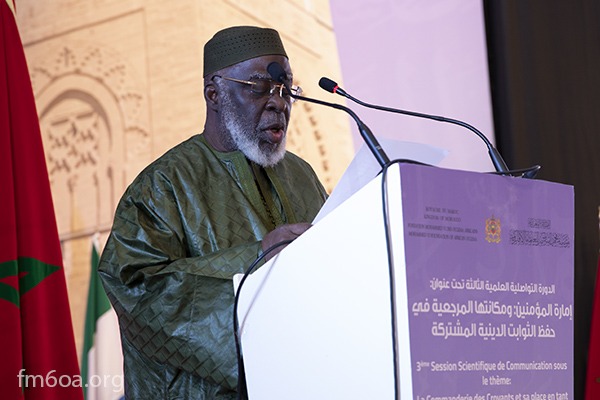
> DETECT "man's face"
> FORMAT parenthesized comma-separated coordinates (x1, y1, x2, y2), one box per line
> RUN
(215, 55, 294, 167)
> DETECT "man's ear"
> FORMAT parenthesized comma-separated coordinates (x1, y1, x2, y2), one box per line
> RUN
(204, 82, 219, 111)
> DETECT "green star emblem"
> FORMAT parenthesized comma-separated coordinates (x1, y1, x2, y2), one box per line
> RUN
(0, 258, 60, 307)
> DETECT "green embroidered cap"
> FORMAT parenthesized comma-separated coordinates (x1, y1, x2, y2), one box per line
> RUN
(203, 26, 288, 77)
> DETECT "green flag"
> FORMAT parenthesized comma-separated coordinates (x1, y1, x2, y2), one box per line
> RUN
(81, 240, 124, 399)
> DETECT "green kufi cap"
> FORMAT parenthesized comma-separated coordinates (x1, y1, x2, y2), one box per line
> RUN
(203, 26, 288, 77)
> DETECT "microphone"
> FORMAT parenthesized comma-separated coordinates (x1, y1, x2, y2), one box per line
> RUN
(267, 62, 390, 168)
(319, 77, 514, 175)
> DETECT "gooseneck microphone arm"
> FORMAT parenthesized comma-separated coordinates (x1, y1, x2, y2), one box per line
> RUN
(267, 63, 390, 168)
(319, 77, 511, 175)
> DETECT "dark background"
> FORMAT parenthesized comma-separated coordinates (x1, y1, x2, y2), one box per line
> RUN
(484, 1, 600, 398)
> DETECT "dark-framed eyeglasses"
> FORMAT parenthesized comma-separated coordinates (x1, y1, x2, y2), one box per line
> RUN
(214, 76, 302, 103)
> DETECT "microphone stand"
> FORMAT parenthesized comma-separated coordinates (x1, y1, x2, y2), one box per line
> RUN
(327, 81, 511, 174)
(317, 78, 548, 178)
(267, 63, 390, 168)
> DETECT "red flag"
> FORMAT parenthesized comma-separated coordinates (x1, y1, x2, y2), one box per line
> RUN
(0, 1, 83, 398)
(586, 255, 600, 399)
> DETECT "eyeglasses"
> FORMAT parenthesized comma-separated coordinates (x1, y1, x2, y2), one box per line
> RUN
(214, 76, 302, 103)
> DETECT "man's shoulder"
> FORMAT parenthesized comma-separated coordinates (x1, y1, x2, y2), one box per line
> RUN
(127, 134, 211, 190)
(278, 150, 318, 176)
(149, 134, 207, 169)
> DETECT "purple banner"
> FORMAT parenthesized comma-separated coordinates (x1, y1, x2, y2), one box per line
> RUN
(329, 0, 496, 172)
(401, 164, 574, 400)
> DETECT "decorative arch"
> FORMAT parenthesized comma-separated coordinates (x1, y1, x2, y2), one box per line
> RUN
(28, 42, 150, 238)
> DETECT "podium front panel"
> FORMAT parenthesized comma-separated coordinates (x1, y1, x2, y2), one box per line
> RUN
(237, 164, 574, 399)
(399, 164, 573, 400)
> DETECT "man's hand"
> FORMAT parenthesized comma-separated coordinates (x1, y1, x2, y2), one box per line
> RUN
(261, 222, 312, 261)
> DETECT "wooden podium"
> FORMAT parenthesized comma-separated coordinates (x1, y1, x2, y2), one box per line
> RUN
(236, 163, 574, 400)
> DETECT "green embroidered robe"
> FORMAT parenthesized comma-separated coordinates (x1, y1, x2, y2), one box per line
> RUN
(98, 134, 327, 399)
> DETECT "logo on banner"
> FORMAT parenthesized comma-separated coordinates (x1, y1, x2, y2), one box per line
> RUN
(485, 216, 501, 243)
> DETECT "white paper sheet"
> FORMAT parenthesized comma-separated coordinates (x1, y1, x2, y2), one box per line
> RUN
(313, 137, 447, 223)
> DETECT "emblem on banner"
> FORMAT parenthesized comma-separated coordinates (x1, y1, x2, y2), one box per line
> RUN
(485, 216, 501, 243)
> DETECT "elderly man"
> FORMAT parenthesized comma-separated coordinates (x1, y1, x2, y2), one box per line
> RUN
(99, 26, 327, 399)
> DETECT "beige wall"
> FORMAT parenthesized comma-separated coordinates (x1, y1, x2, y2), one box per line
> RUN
(16, 0, 354, 360)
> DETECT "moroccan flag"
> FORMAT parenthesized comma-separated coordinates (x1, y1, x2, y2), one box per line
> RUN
(81, 239, 124, 400)
(586, 255, 600, 399)
(0, 0, 83, 399)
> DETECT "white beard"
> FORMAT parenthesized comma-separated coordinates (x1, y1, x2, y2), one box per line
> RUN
(220, 91, 287, 168)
